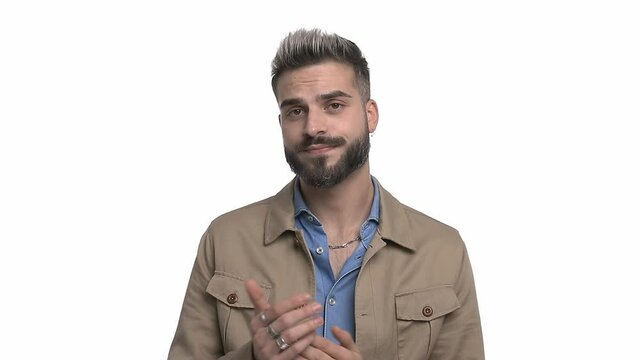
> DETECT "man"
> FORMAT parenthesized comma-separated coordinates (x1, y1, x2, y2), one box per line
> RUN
(169, 29, 484, 359)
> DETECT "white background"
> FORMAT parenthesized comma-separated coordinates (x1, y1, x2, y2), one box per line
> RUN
(1, 1, 639, 359)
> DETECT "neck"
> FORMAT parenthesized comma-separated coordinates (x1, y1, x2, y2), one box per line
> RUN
(299, 163, 374, 234)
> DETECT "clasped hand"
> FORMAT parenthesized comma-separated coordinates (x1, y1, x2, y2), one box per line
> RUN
(245, 280, 362, 360)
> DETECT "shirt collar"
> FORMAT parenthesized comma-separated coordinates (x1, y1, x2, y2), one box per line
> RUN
(265, 177, 414, 250)
(292, 177, 381, 224)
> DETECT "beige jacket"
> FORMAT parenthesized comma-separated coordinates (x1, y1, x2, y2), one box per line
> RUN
(169, 179, 484, 359)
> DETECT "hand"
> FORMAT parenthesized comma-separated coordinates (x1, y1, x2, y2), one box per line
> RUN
(296, 326, 362, 360)
(245, 279, 324, 360)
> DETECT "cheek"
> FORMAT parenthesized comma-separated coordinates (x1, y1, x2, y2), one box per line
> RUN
(281, 126, 299, 146)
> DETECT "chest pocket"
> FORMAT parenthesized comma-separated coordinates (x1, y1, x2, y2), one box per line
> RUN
(395, 285, 460, 360)
(206, 272, 272, 352)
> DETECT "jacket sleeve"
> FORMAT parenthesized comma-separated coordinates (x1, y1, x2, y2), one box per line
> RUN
(430, 241, 484, 360)
(167, 226, 254, 360)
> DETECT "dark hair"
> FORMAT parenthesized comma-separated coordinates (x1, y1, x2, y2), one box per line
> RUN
(271, 28, 370, 101)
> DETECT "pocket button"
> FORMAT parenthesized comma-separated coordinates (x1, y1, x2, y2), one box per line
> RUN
(227, 293, 238, 304)
(422, 305, 433, 317)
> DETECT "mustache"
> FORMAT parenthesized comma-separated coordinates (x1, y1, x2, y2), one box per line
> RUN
(295, 135, 346, 152)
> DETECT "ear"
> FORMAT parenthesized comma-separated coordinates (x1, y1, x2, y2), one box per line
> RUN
(365, 99, 379, 133)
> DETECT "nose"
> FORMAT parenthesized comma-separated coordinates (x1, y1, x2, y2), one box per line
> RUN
(304, 108, 327, 137)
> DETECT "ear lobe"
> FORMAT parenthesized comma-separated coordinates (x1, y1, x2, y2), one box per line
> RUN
(366, 99, 379, 133)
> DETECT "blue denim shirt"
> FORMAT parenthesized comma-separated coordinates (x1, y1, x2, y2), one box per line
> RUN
(293, 177, 380, 344)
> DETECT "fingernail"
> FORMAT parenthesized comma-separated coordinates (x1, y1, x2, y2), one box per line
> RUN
(315, 317, 324, 326)
(311, 303, 322, 312)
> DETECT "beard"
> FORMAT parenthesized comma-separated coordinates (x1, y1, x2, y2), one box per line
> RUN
(284, 127, 370, 188)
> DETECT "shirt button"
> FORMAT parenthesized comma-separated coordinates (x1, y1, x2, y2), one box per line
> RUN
(307, 215, 314, 223)
(227, 293, 238, 304)
(315, 247, 324, 255)
(328, 297, 336, 306)
(422, 305, 433, 317)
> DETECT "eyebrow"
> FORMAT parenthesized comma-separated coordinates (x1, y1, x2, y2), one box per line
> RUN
(279, 97, 304, 109)
(279, 90, 353, 109)
(318, 90, 353, 101)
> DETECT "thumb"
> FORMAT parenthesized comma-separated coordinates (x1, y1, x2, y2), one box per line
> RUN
(245, 279, 270, 314)
(331, 326, 359, 352)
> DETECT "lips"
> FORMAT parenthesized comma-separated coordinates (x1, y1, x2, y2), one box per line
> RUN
(304, 144, 335, 154)
(296, 136, 346, 153)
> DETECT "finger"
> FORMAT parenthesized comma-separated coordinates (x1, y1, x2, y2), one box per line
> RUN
(263, 306, 321, 360)
(277, 314, 323, 349)
(261, 292, 313, 332)
(246, 280, 274, 335)
(271, 301, 322, 334)
(331, 326, 359, 352)
(300, 343, 334, 359)
(278, 332, 317, 360)
(271, 293, 313, 316)
(310, 336, 343, 357)
(310, 334, 359, 359)
(245, 279, 270, 314)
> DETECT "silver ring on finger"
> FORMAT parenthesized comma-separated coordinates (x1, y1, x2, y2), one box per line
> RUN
(266, 324, 279, 339)
(258, 312, 269, 324)
(275, 335, 290, 351)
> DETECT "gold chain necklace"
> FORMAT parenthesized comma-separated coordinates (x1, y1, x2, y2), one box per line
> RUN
(327, 234, 361, 250)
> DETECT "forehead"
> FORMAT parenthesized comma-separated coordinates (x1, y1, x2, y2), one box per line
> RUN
(275, 61, 358, 102)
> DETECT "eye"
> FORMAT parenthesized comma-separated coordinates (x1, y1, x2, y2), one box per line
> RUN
(286, 108, 305, 118)
(326, 103, 343, 111)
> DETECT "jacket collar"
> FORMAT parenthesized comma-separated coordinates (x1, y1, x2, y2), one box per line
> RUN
(264, 178, 415, 251)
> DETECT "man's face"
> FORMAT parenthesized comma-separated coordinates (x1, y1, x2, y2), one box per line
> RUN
(275, 61, 378, 188)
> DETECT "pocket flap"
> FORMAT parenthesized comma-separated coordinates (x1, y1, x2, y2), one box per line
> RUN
(395, 285, 460, 321)
(206, 271, 272, 309)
